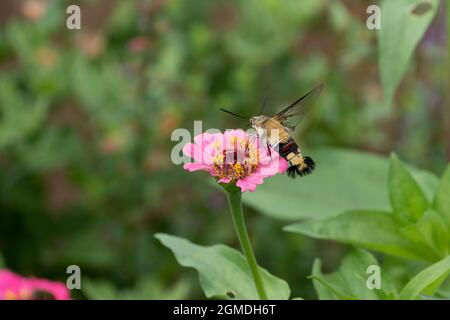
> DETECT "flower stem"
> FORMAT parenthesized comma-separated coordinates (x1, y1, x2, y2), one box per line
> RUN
(225, 190, 268, 300)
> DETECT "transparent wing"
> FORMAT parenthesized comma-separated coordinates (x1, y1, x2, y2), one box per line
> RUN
(271, 84, 323, 130)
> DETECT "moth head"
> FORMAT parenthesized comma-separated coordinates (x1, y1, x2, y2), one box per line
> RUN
(249, 116, 266, 129)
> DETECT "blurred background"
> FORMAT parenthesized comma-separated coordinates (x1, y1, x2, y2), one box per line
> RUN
(0, 0, 447, 299)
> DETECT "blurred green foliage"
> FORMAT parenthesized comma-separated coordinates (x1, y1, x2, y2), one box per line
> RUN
(379, 0, 440, 106)
(0, 0, 447, 299)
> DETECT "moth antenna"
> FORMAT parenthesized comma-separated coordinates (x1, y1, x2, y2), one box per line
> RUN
(259, 96, 268, 114)
(219, 108, 249, 120)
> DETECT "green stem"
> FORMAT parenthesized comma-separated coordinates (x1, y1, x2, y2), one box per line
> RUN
(225, 190, 268, 300)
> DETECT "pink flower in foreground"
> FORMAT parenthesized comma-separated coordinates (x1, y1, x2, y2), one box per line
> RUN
(0, 269, 70, 300)
(183, 130, 288, 192)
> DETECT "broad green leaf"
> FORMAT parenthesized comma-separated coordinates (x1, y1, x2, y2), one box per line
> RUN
(399, 255, 450, 299)
(421, 273, 449, 297)
(312, 249, 395, 300)
(244, 148, 390, 220)
(378, 0, 439, 106)
(399, 210, 449, 261)
(419, 294, 447, 300)
(412, 168, 441, 202)
(432, 276, 450, 298)
(285, 210, 426, 261)
(399, 224, 440, 262)
(243, 148, 438, 221)
(389, 154, 429, 223)
(155, 233, 290, 299)
(311, 260, 355, 300)
(416, 210, 449, 257)
(434, 165, 450, 227)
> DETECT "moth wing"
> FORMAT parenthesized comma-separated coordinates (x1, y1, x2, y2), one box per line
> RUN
(272, 84, 323, 130)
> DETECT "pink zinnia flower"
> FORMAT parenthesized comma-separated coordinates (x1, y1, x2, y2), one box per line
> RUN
(0, 269, 70, 300)
(183, 130, 288, 192)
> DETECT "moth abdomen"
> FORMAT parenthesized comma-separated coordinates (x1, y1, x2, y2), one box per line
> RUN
(278, 138, 315, 178)
(286, 156, 315, 178)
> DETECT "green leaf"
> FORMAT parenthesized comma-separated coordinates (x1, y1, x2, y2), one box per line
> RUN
(389, 154, 429, 223)
(285, 210, 426, 261)
(243, 148, 438, 221)
(412, 168, 441, 203)
(311, 260, 355, 300)
(244, 148, 390, 220)
(421, 273, 449, 297)
(419, 294, 448, 300)
(398, 210, 449, 261)
(311, 249, 394, 300)
(155, 233, 290, 299)
(434, 165, 450, 227)
(415, 210, 449, 257)
(378, 0, 439, 106)
(399, 255, 450, 299)
(398, 226, 439, 262)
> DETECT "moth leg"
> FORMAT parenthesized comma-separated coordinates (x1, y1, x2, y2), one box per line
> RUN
(266, 141, 272, 157)
(265, 141, 273, 164)
(248, 133, 258, 147)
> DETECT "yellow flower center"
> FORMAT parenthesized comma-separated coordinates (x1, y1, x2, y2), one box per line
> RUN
(4, 289, 33, 300)
(5, 290, 17, 300)
(212, 136, 259, 180)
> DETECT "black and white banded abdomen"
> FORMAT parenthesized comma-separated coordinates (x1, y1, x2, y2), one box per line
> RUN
(277, 138, 315, 178)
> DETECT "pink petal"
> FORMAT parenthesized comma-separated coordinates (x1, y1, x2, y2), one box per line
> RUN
(275, 157, 289, 173)
(182, 143, 211, 164)
(236, 178, 257, 192)
(242, 173, 264, 184)
(183, 163, 212, 172)
(223, 129, 246, 149)
(194, 132, 220, 146)
(258, 153, 289, 175)
(0, 269, 70, 300)
(0, 270, 25, 296)
(217, 177, 232, 183)
(27, 278, 70, 300)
